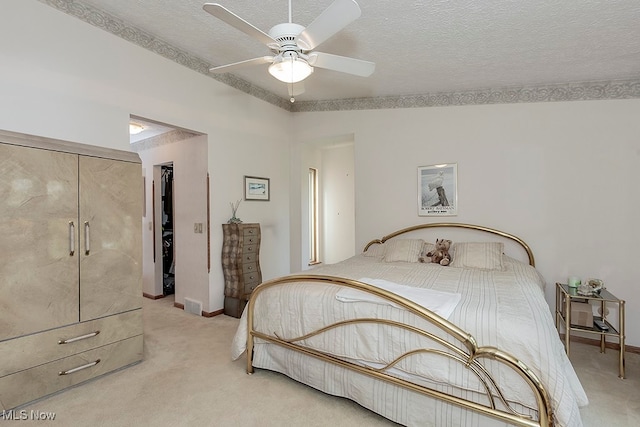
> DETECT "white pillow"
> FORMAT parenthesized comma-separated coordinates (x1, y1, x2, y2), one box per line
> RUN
(363, 243, 386, 257)
(451, 242, 505, 271)
(383, 239, 424, 263)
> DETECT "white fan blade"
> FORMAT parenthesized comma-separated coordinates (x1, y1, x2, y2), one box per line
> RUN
(296, 0, 361, 51)
(307, 52, 375, 77)
(209, 56, 274, 73)
(288, 82, 305, 97)
(203, 3, 279, 49)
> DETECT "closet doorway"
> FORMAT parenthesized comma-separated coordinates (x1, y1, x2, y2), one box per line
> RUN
(160, 163, 175, 296)
(132, 116, 209, 310)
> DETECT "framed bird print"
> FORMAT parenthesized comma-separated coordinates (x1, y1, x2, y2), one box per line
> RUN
(418, 163, 457, 216)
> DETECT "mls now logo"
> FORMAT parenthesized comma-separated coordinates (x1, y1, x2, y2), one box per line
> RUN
(1, 409, 56, 420)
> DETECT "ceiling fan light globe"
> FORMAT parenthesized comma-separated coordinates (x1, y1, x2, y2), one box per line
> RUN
(268, 57, 313, 83)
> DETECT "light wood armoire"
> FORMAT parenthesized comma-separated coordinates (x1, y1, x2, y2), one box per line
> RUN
(0, 130, 143, 410)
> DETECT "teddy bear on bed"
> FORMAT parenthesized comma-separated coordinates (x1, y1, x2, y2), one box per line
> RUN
(419, 238, 452, 266)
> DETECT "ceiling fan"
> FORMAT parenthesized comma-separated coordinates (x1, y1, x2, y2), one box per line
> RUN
(203, 0, 375, 99)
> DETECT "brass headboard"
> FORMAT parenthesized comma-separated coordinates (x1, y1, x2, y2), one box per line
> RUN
(363, 222, 535, 267)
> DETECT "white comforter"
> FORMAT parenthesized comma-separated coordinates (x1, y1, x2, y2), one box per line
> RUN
(232, 255, 588, 427)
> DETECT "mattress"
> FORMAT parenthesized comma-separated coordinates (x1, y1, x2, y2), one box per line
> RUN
(232, 254, 588, 427)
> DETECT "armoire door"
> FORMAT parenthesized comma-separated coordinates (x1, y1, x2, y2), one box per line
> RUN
(78, 156, 142, 321)
(0, 144, 80, 341)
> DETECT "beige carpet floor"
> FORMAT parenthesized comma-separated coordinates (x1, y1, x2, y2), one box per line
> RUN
(14, 296, 640, 426)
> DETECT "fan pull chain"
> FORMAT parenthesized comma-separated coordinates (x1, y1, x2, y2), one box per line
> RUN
(290, 64, 295, 102)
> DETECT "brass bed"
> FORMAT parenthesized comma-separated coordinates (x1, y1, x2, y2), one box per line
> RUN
(232, 223, 587, 427)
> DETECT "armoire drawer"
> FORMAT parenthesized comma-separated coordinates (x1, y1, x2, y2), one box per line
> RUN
(0, 335, 143, 411)
(0, 309, 142, 377)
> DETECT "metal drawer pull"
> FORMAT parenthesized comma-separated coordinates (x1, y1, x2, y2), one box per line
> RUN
(58, 331, 100, 345)
(59, 359, 100, 376)
(69, 221, 75, 256)
(84, 221, 91, 255)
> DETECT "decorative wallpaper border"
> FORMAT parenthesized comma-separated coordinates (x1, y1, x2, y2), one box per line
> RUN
(38, 0, 292, 111)
(290, 79, 640, 112)
(40, 0, 640, 113)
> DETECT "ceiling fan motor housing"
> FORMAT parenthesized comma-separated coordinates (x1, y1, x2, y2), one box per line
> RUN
(268, 23, 305, 52)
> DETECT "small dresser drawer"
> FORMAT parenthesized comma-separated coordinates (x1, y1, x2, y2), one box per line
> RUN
(244, 283, 258, 294)
(244, 278, 261, 294)
(0, 309, 142, 377)
(0, 335, 143, 411)
(243, 226, 259, 237)
(242, 262, 259, 275)
(242, 252, 257, 263)
(244, 271, 260, 285)
(242, 243, 258, 254)
(244, 235, 259, 245)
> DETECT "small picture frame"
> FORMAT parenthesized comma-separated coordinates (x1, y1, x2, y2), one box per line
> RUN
(418, 163, 457, 216)
(244, 176, 270, 201)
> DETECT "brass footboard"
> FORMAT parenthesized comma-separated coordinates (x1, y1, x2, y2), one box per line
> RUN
(246, 275, 553, 427)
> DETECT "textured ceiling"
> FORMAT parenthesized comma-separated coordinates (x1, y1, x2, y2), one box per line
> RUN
(43, 0, 640, 110)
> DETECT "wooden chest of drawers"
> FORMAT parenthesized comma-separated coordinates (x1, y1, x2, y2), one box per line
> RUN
(221, 223, 262, 318)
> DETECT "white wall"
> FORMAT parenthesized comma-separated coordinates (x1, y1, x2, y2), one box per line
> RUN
(0, 0, 292, 314)
(293, 100, 640, 347)
(320, 143, 355, 264)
